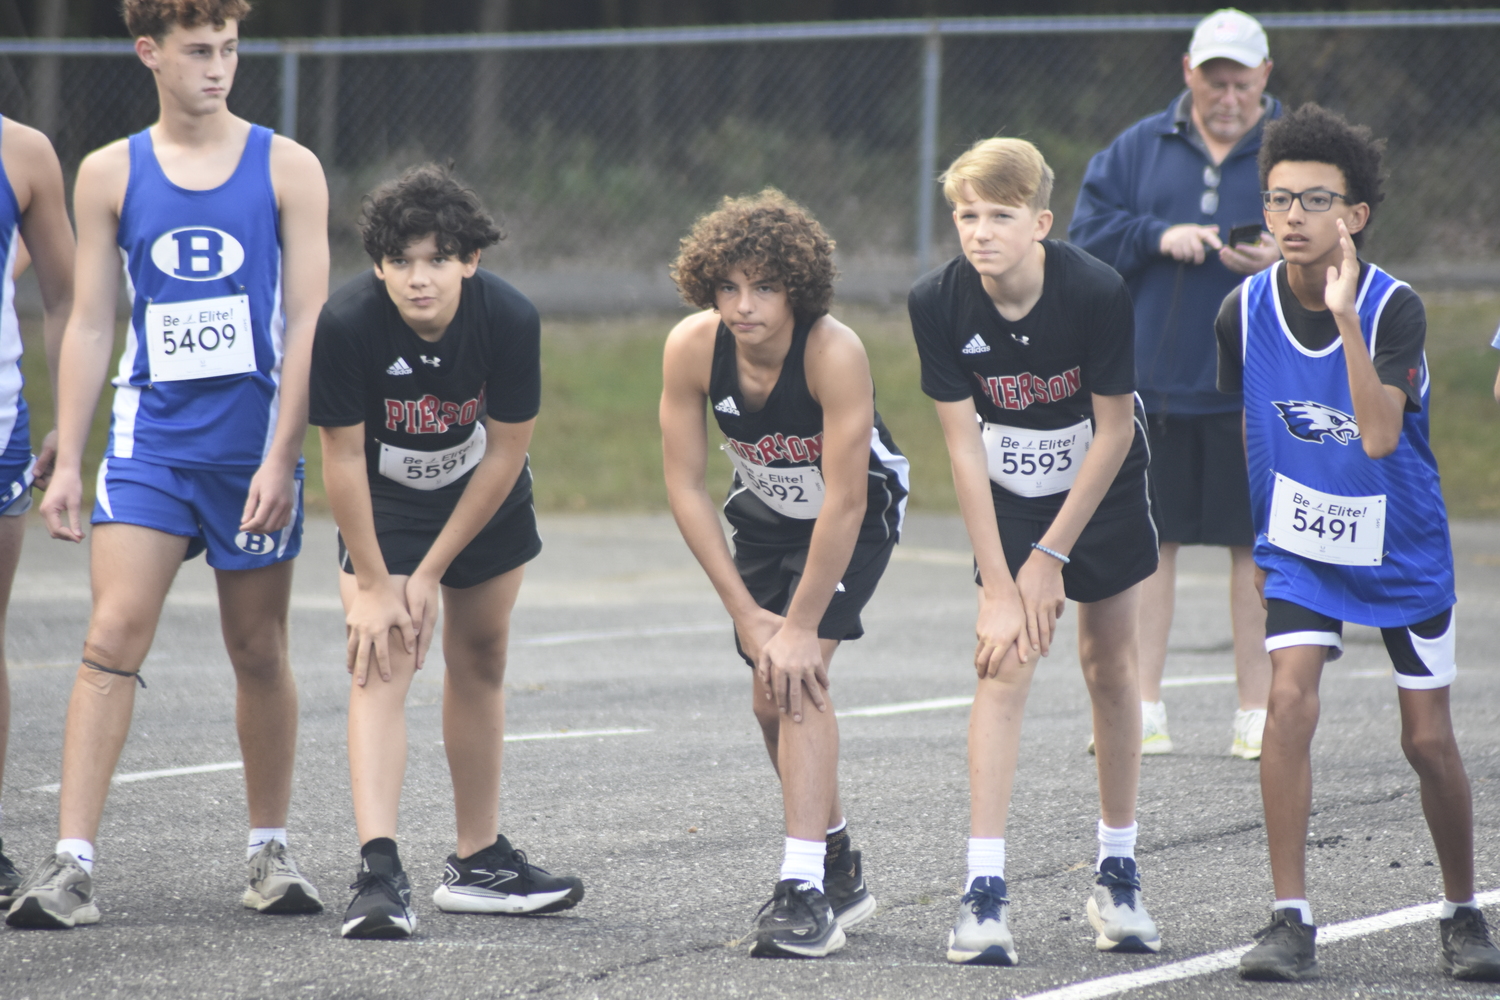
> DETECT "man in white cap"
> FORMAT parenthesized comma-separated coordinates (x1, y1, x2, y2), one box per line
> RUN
(1070, 9, 1280, 761)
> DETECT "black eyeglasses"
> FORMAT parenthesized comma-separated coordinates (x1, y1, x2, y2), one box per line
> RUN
(1262, 189, 1351, 213)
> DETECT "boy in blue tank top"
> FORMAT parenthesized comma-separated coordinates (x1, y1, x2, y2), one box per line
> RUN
(10, 0, 329, 929)
(0, 119, 75, 902)
(1218, 103, 1500, 982)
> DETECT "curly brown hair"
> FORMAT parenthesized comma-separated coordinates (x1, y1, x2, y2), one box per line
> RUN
(122, 0, 251, 39)
(670, 189, 836, 321)
(1260, 103, 1385, 249)
(359, 162, 503, 263)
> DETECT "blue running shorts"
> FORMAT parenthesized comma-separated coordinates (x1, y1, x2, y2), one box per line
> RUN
(91, 455, 303, 570)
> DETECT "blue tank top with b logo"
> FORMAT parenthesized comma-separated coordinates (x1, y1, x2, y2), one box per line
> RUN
(112, 125, 286, 469)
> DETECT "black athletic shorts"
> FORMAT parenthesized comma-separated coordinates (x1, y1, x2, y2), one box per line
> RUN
(1264, 598, 1457, 690)
(731, 533, 896, 667)
(975, 506, 1159, 605)
(1145, 411, 1255, 547)
(338, 497, 542, 590)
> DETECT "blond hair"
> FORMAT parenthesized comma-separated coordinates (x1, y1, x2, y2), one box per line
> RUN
(940, 138, 1054, 212)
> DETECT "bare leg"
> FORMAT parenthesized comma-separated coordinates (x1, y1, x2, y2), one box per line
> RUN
(1079, 585, 1144, 827)
(342, 571, 417, 845)
(1136, 542, 1179, 704)
(1397, 685, 1475, 903)
(967, 650, 1036, 838)
(441, 566, 524, 858)
(751, 639, 842, 841)
(58, 525, 188, 843)
(216, 561, 298, 829)
(0, 514, 25, 807)
(1230, 546, 1271, 711)
(1260, 645, 1325, 901)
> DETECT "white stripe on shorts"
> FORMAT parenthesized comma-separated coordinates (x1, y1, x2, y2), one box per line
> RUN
(1266, 629, 1344, 661)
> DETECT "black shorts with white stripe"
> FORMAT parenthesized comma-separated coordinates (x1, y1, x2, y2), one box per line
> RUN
(1263, 598, 1456, 689)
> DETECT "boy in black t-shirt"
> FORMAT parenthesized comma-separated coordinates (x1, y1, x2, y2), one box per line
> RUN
(310, 164, 582, 939)
(910, 138, 1160, 965)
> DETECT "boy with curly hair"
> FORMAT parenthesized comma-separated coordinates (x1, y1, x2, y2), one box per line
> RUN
(13, 0, 327, 929)
(1221, 103, 1500, 982)
(661, 189, 909, 958)
(310, 163, 582, 939)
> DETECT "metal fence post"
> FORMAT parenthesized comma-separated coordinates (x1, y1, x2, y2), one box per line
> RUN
(915, 25, 942, 272)
(279, 48, 299, 140)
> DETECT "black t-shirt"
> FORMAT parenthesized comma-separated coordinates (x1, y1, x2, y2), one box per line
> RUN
(909, 240, 1149, 520)
(1215, 262, 1426, 411)
(309, 268, 541, 524)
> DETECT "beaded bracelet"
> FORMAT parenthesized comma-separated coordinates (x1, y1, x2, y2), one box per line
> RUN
(1030, 542, 1071, 565)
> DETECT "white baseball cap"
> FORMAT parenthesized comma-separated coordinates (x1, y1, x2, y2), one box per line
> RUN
(1189, 8, 1269, 68)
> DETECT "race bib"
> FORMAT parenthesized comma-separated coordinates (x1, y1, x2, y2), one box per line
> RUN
(378, 423, 487, 491)
(1267, 472, 1385, 566)
(982, 418, 1092, 498)
(143, 295, 256, 383)
(723, 445, 825, 520)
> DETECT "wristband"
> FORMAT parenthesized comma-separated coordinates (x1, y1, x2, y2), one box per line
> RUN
(1030, 542, 1071, 565)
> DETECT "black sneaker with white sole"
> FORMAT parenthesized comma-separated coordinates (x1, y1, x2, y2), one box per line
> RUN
(0, 838, 21, 908)
(431, 835, 584, 915)
(1239, 908, 1319, 981)
(341, 853, 416, 940)
(749, 879, 846, 959)
(1441, 907, 1500, 981)
(824, 847, 876, 930)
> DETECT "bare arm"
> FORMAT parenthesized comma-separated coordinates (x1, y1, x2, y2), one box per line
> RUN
(320, 422, 413, 686)
(1324, 220, 1406, 458)
(241, 137, 329, 533)
(1013, 391, 1136, 654)
(660, 315, 782, 656)
(4, 121, 75, 488)
(933, 397, 1029, 676)
(404, 415, 535, 667)
(38, 142, 128, 541)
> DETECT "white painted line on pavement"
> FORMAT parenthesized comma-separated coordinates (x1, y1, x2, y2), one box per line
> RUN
(31, 760, 243, 794)
(515, 623, 723, 646)
(436, 728, 653, 746)
(839, 696, 973, 717)
(1014, 888, 1500, 1000)
(1160, 674, 1236, 687)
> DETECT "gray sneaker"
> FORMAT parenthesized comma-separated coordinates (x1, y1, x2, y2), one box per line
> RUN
(1239, 908, 1319, 981)
(243, 840, 324, 914)
(5, 853, 101, 929)
(0, 837, 22, 908)
(946, 876, 1017, 965)
(1086, 857, 1161, 953)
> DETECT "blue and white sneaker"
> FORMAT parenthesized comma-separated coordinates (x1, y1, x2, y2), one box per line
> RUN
(946, 876, 1018, 965)
(1086, 857, 1160, 953)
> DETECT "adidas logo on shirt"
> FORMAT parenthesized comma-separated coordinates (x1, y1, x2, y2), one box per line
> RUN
(386, 357, 413, 376)
(962, 334, 990, 355)
(714, 397, 740, 416)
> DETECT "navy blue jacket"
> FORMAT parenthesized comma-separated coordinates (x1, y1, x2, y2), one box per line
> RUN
(1070, 92, 1281, 415)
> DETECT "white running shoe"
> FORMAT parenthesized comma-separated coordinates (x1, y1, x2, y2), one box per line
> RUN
(946, 876, 1017, 965)
(243, 839, 324, 914)
(5, 853, 100, 929)
(1088, 701, 1173, 755)
(1231, 708, 1267, 760)
(1086, 857, 1161, 953)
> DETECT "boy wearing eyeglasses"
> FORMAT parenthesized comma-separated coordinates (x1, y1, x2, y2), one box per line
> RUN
(1217, 102, 1500, 983)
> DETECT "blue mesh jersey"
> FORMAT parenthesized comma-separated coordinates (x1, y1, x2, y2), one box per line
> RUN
(0, 120, 33, 503)
(1240, 261, 1454, 627)
(110, 125, 287, 469)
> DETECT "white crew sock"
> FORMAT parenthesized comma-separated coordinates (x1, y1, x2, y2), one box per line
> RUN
(780, 837, 826, 892)
(1442, 898, 1478, 920)
(966, 837, 1006, 891)
(248, 828, 288, 859)
(1275, 898, 1313, 925)
(57, 838, 94, 874)
(826, 818, 847, 837)
(1096, 820, 1138, 869)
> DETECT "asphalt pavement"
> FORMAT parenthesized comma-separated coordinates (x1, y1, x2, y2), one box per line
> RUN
(5, 512, 1500, 1000)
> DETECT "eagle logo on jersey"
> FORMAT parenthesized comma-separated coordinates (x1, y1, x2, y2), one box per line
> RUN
(1273, 400, 1361, 445)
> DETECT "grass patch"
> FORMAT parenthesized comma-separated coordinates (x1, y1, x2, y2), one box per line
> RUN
(18, 292, 1500, 517)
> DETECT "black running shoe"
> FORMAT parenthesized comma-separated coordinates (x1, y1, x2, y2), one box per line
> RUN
(431, 835, 583, 915)
(749, 879, 846, 959)
(824, 848, 876, 930)
(1239, 908, 1319, 981)
(0, 838, 21, 907)
(341, 853, 416, 940)
(1441, 907, 1500, 981)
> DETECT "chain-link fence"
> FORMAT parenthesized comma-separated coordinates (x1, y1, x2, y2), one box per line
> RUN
(3, 12, 1499, 306)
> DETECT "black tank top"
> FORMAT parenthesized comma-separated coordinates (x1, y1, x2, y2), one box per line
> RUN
(708, 317, 908, 546)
